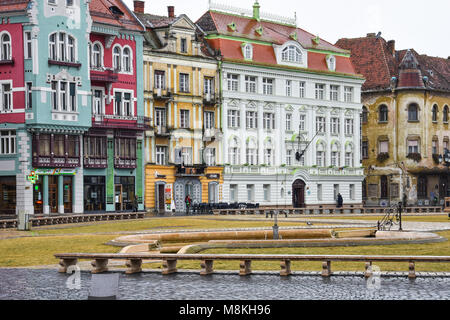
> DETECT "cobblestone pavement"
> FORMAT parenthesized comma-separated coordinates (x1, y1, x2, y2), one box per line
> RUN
(0, 268, 449, 300)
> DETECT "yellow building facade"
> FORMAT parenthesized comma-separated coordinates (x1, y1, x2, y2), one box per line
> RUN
(135, 9, 223, 213)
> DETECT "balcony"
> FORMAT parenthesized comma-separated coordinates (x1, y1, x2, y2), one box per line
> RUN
(84, 157, 108, 169)
(48, 59, 81, 69)
(175, 164, 206, 177)
(203, 93, 218, 106)
(203, 128, 222, 142)
(92, 114, 151, 131)
(114, 157, 137, 169)
(0, 58, 14, 66)
(32, 155, 80, 168)
(154, 125, 173, 137)
(90, 68, 118, 83)
(153, 88, 172, 101)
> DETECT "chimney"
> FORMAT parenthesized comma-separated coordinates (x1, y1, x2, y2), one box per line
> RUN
(367, 33, 376, 38)
(168, 6, 175, 18)
(387, 40, 395, 56)
(133, 1, 145, 14)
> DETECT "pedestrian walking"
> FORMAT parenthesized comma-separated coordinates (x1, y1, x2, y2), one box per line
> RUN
(133, 196, 139, 212)
(185, 195, 192, 216)
(337, 193, 343, 208)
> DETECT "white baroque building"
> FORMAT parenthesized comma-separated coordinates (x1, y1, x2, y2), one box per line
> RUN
(197, 1, 365, 207)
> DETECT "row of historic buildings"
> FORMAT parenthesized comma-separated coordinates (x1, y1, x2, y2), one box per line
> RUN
(0, 0, 448, 215)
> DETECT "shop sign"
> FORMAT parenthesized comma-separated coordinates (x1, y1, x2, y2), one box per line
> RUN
(35, 169, 77, 176)
(206, 173, 220, 180)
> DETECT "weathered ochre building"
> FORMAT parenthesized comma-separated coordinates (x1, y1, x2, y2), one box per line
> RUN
(337, 34, 450, 206)
(133, 3, 223, 213)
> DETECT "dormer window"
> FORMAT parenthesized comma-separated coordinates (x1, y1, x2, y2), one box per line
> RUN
(282, 46, 302, 63)
(242, 43, 253, 60)
(327, 55, 336, 71)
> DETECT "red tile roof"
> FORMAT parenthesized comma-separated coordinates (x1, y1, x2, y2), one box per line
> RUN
(0, 0, 30, 13)
(336, 36, 450, 92)
(89, 0, 144, 32)
(198, 11, 359, 77)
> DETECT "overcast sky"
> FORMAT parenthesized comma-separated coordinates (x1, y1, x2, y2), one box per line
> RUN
(123, 0, 450, 58)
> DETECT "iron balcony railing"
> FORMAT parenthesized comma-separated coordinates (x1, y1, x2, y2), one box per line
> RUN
(92, 115, 151, 131)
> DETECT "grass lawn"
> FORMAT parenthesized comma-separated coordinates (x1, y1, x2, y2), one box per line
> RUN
(0, 216, 449, 272)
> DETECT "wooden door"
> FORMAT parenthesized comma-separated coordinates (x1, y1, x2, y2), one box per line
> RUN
(292, 180, 306, 208)
(63, 177, 73, 213)
(48, 176, 58, 214)
(158, 184, 165, 213)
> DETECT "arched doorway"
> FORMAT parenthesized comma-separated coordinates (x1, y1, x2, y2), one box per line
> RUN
(292, 179, 306, 208)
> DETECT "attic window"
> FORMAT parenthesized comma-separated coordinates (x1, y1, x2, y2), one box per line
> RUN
(227, 22, 237, 31)
(242, 43, 253, 60)
(255, 26, 263, 36)
(109, 6, 124, 16)
(326, 55, 336, 71)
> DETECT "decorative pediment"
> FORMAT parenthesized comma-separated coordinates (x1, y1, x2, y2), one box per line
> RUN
(47, 70, 81, 85)
(264, 103, 275, 111)
(298, 105, 307, 112)
(285, 105, 294, 112)
(247, 101, 257, 109)
(228, 99, 240, 108)
(344, 110, 354, 117)
(172, 15, 196, 31)
(330, 108, 340, 115)
(316, 106, 326, 114)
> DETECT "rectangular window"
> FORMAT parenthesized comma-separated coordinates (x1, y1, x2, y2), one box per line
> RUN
(246, 111, 257, 129)
(115, 138, 137, 160)
(205, 148, 216, 166)
(247, 185, 254, 202)
(204, 77, 214, 95)
(204, 111, 215, 129)
(345, 119, 354, 135)
(0, 83, 11, 111)
(330, 85, 339, 101)
(60, 82, 67, 111)
(315, 84, 325, 100)
(227, 74, 239, 92)
(156, 146, 167, 165)
(26, 82, 33, 109)
(299, 81, 305, 98)
(408, 140, 419, 154)
(0, 131, 15, 155)
(263, 184, 271, 201)
(331, 151, 340, 167)
(24, 31, 32, 59)
(123, 93, 132, 116)
(286, 149, 293, 166)
(263, 78, 274, 95)
(84, 136, 106, 159)
(316, 116, 326, 133)
(93, 90, 103, 115)
(344, 87, 354, 102)
(334, 184, 339, 202)
(316, 151, 325, 167)
(180, 38, 187, 53)
(180, 109, 190, 128)
(379, 140, 389, 154)
(286, 113, 292, 131)
(349, 184, 355, 200)
(69, 82, 76, 112)
(299, 114, 306, 131)
(362, 141, 369, 159)
(247, 148, 258, 165)
(228, 110, 240, 128)
(181, 147, 192, 165)
(286, 80, 292, 97)
(114, 92, 122, 116)
(330, 117, 340, 135)
(245, 76, 257, 93)
(432, 140, 438, 155)
(51, 81, 58, 110)
(154, 71, 165, 89)
(345, 152, 353, 167)
(155, 108, 166, 127)
(264, 149, 273, 165)
(179, 73, 189, 93)
(67, 135, 79, 158)
(230, 185, 238, 202)
(263, 113, 275, 130)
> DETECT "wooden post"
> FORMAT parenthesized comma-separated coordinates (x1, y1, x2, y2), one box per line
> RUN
(200, 260, 214, 276)
(91, 258, 109, 274)
(125, 259, 142, 274)
(364, 262, 372, 279)
(280, 260, 291, 276)
(239, 260, 252, 276)
(322, 261, 331, 277)
(409, 262, 416, 279)
(162, 259, 178, 275)
(58, 258, 78, 273)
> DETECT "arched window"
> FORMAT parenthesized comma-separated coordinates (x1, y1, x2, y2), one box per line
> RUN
(122, 47, 131, 72)
(1, 33, 11, 60)
(282, 45, 302, 63)
(330, 142, 341, 167)
(113, 46, 121, 71)
(379, 104, 388, 122)
(246, 138, 258, 165)
(316, 142, 326, 167)
(243, 44, 253, 60)
(444, 105, 449, 123)
(408, 103, 419, 122)
(432, 104, 438, 122)
(345, 143, 354, 167)
(67, 35, 75, 62)
(92, 43, 102, 68)
(362, 106, 369, 123)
